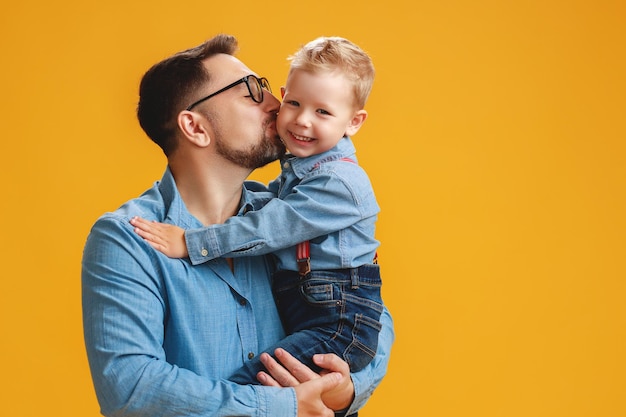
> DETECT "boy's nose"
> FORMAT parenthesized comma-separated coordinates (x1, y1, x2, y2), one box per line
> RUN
(295, 111, 312, 127)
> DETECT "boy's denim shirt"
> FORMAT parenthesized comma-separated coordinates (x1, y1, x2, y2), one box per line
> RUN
(186, 136, 380, 271)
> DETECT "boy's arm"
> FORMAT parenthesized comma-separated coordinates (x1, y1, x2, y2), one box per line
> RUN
(186, 166, 378, 265)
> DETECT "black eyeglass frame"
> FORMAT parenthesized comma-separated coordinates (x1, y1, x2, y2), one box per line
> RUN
(185, 75, 271, 111)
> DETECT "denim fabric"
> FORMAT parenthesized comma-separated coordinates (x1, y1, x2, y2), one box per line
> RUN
(186, 137, 380, 271)
(229, 264, 383, 384)
(82, 167, 394, 417)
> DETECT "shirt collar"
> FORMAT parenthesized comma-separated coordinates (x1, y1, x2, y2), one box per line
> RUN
(283, 136, 357, 178)
(157, 167, 200, 229)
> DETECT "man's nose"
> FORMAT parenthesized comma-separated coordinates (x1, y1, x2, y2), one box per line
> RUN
(262, 91, 281, 112)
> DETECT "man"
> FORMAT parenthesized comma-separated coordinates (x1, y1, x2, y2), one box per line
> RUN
(82, 33, 394, 417)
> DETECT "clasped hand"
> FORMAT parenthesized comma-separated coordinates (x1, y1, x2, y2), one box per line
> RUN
(257, 348, 355, 416)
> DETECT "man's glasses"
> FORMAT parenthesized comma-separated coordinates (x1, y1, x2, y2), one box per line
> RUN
(186, 74, 271, 111)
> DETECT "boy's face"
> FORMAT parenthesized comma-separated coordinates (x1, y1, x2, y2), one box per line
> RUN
(277, 69, 366, 158)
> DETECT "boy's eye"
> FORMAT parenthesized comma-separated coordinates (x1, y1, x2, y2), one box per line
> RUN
(317, 109, 331, 115)
(284, 100, 300, 107)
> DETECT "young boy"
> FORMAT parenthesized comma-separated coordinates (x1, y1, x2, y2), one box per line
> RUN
(131, 36, 384, 384)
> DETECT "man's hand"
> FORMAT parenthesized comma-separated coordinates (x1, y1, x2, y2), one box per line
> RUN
(257, 348, 355, 412)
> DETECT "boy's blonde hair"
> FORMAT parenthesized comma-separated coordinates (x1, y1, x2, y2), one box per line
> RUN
(288, 36, 375, 109)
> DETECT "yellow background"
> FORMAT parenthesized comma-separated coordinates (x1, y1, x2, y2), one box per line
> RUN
(1, 1, 624, 416)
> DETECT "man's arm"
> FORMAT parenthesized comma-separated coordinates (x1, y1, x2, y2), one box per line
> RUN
(344, 307, 394, 414)
(82, 214, 341, 417)
(257, 307, 395, 415)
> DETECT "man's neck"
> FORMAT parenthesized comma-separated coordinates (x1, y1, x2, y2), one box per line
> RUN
(169, 160, 251, 226)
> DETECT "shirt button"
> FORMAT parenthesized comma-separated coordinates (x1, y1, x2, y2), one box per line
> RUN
(248, 352, 255, 360)
(283, 161, 290, 169)
(239, 298, 246, 306)
(201, 248, 208, 257)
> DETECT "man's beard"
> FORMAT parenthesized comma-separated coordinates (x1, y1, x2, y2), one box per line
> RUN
(215, 122, 286, 169)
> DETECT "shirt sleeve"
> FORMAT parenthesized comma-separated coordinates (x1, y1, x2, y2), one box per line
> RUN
(81, 215, 297, 417)
(186, 165, 378, 265)
(344, 306, 395, 415)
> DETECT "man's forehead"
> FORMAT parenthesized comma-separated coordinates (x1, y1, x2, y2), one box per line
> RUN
(204, 53, 256, 83)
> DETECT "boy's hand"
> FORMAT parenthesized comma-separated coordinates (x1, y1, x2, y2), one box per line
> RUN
(130, 216, 188, 258)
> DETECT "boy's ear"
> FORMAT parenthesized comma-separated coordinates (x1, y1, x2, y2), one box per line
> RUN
(345, 109, 368, 136)
(280, 86, 286, 99)
(177, 111, 212, 147)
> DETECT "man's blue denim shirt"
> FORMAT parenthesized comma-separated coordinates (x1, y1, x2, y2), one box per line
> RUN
(186, 137, 380, 271)
(82, 167, 394, 417)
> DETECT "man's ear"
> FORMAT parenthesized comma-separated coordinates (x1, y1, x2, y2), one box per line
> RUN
(345, 109, 368, 137)
(177, 111, 212, 147)
(280, 86, 286, 99)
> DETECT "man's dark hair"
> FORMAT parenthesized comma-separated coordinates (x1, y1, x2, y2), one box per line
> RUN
(137, 34, 238, 156)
